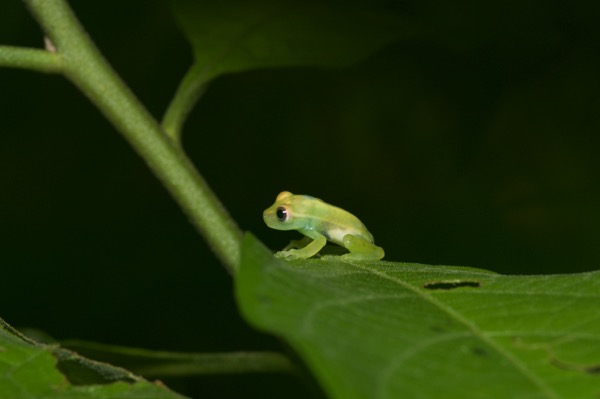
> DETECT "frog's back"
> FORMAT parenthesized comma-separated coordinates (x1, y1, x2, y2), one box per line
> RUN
(308, 200, 375, 245)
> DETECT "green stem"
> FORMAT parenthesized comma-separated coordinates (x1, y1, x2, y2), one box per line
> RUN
(0, 45, 61, 73)
(161, 63, 209, 142)
(62, 339, 296, 377)
(136, 352, 295, 377)
(22, 0, 242, 274)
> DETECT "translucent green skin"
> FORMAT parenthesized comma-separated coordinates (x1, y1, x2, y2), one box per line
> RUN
(263, 191, 384, 261)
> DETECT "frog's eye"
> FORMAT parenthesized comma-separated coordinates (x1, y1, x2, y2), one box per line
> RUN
(276, 207, 289, 221)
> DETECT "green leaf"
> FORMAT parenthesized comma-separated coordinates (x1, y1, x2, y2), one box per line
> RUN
(171, 0, 414, 80)
(165, 0, 417, 139)
(0, 319, 188, 399)
(236, 233, 600, 399)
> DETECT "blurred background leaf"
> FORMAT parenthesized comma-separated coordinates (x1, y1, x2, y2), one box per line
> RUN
(172, 0, 417, 79)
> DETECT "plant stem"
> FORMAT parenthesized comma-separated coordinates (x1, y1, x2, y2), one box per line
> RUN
(0, 45, 61, 73)
(161, 63, 209, 142)
(136, 351, 296, 377)
(21, 0, 242, 274)
(62, 339, 296, 377)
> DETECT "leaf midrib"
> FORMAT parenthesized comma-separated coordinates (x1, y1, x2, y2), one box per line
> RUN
(341, 259, 560, 399)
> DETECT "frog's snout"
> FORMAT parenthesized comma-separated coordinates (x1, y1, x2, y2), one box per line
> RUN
(262, 209, 272, 225)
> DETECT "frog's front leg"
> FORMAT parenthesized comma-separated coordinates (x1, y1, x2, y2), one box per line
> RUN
(282, 236, 312, 251)
(340, 234, 385, 261)
(276, 234, 327, 260)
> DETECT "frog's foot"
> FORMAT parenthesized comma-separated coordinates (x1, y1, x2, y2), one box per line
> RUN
(340, 234, 385, 261)
(275, 250, 302, 260)
(275, 235, 327, 260)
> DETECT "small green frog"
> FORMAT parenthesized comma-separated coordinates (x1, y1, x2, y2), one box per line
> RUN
(263, 191, 384, 261)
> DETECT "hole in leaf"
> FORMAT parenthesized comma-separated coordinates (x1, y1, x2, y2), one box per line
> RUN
(423, 280, 480, 290)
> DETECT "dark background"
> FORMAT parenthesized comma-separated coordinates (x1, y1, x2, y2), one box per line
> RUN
(1, 1, 599, 398)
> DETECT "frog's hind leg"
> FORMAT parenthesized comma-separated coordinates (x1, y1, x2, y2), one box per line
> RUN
(340, 234, 385, 261)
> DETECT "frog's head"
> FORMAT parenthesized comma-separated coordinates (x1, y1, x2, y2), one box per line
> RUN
(263, 191, 303, 231)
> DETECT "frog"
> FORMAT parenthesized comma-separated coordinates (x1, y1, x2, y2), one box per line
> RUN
(263, 191, 384, 261)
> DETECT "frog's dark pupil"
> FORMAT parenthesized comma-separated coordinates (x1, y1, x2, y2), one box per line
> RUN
(276, 207, 288, 221)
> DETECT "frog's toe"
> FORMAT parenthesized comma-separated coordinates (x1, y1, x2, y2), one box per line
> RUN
(340, 253, 379, 261)
(275, 250, 299, 260)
